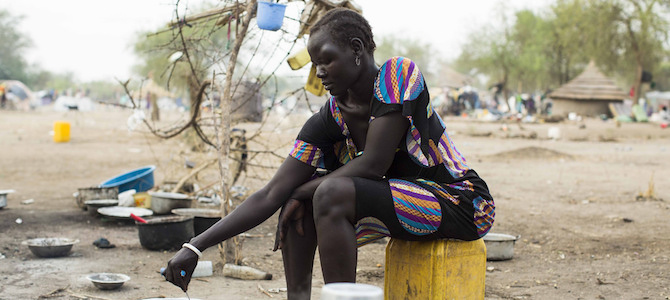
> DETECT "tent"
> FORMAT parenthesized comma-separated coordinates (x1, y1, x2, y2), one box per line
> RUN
(547, 61, 628, 117)
(0, 80, 35, 110)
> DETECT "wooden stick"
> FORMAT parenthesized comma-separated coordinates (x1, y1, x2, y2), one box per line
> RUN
(258, 283, 274, 298)
(171, 158, 218, 193)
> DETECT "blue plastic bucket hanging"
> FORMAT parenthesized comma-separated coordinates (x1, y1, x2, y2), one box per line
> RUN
(257, 1, 286, 31)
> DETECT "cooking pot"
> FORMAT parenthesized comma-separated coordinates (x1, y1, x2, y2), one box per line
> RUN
(136, 215, 194, 251)
(483, 233, 519, 261)
(149, 191, 192, 214)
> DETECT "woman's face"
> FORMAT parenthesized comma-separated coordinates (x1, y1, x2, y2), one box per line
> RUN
(307, 30, 359, 97)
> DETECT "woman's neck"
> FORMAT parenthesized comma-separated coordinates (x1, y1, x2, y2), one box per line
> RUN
(340, 62, 379, 106)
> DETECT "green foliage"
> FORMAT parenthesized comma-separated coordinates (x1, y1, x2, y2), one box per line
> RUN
(0, 9, 31, 83)
(132, 2, 232, 97)
(453, 0, 670, 97)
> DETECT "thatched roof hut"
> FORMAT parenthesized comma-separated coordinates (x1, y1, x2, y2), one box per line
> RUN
(548, 61, 628, 117)
(439, 66, 473, 89)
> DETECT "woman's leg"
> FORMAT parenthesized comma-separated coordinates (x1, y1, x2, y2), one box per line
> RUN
(281, 200, 318, 300)
(312, 177, 357, 283)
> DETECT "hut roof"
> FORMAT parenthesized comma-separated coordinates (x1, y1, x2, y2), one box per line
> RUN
(548, 61, 628, 101)
(439, 66, 473, 89)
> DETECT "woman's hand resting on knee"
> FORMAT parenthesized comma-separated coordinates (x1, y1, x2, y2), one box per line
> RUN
(273, 198, 305, 251)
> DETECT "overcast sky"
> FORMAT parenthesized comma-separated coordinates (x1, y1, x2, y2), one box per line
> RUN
(2, 0, 551, 82)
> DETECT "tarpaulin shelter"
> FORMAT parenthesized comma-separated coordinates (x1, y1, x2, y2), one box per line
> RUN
(0, 80, 35, 110)
(548, 61, 628, 117)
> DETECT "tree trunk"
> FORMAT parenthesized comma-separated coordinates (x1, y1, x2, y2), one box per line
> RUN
(217, 0, 257, 265)
(633, 62, 643, 102)
(150, 93, 160, 121)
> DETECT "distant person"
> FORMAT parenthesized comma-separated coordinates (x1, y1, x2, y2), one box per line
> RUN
(163, 8, 495, 299)
(0, 83, 6, 109)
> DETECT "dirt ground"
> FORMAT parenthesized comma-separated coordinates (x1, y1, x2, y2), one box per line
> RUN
(1, 107, 669, 300)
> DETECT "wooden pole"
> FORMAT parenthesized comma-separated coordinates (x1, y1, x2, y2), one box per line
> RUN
(217, 0, 257, 265)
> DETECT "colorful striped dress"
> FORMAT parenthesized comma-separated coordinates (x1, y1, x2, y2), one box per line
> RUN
(289, 57, 495, 246)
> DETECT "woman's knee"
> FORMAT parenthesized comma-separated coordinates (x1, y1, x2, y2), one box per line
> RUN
(313, 177, 355, 221)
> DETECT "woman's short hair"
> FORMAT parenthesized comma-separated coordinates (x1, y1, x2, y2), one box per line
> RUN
(310, 8, 376, 54)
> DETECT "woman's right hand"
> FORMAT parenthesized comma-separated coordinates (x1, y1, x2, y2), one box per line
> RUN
(273, 198, 305, 251)
(164, 248, 199, 292)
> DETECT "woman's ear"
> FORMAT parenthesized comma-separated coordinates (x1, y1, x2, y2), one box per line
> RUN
(350, 37, 364, 57)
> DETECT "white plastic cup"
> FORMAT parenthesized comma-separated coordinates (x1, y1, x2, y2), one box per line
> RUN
(320, 283, 383, 300)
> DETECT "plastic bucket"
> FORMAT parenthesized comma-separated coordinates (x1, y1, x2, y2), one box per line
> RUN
(100, 165, 156, 193)
(257, 2, 286, 31)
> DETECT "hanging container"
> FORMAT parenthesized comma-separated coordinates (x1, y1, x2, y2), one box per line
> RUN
(256, 1, 287, 31)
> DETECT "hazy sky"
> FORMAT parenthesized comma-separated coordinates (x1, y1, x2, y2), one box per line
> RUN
(2, 0, 550, 82)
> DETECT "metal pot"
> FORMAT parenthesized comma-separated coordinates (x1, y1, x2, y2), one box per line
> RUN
(483, 233, 519, 261)
(171, 208, 221, 235)
(136, 215, 194, 251)
(76, 186, 118, 210)
(149, 192, 192, 214)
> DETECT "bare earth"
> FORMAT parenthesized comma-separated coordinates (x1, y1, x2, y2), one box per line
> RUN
(1, 108, 669, 300)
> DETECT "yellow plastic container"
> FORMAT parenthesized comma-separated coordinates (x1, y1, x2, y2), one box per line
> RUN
(287, 48, 311, 70)
(305, 64, 326, 96)
(384, 238, 486, 300)
(53, 121, 70, 143)
(133, 192, 151, 208)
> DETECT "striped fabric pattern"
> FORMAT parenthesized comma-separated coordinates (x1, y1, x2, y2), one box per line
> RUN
(289, 140, 323, 168)
(355, 217, 391, 247)
(448, 180, 474, 191)
(416, 179, 460, 205)
(436, 132, 469, 178)
(329, 98, 358, 164)
(389, 179, 441, 235)
(472, 196, 495, 237)
(372, 57, 470, 178)
(374, 57, 424, 104)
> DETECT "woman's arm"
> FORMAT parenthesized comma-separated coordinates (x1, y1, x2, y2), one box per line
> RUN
(291, 111, 408, 201)
(188, 157, 316, 251)
(165, 156, 315, 291)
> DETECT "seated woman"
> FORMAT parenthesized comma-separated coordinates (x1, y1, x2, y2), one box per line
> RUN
(164, 7, 495, 300)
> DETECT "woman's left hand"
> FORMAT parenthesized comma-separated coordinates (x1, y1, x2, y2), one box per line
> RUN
(163, 248, 199, 292)
(273, 198, 305, 251)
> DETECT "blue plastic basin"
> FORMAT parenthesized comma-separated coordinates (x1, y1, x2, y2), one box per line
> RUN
(100, 165, 156, 193)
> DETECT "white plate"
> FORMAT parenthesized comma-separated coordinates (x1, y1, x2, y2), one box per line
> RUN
(97, 206, 153, 219)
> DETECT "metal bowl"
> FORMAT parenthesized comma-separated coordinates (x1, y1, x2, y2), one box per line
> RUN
(149, 191, 192, 214)
(22, 238, 79, 258)
(87, 273, 130, 290)
(483, 233, 519, 261)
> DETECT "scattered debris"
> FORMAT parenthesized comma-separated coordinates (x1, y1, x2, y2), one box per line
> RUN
(15, 218, 22, 224)
(93, 238, 116, 249)
(267, 287, 287, 293)
(258, 283, 273, 298)
(21, 199, 34, 205)
(223, 264, 272, 280)
(37, 285, 69, 299)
